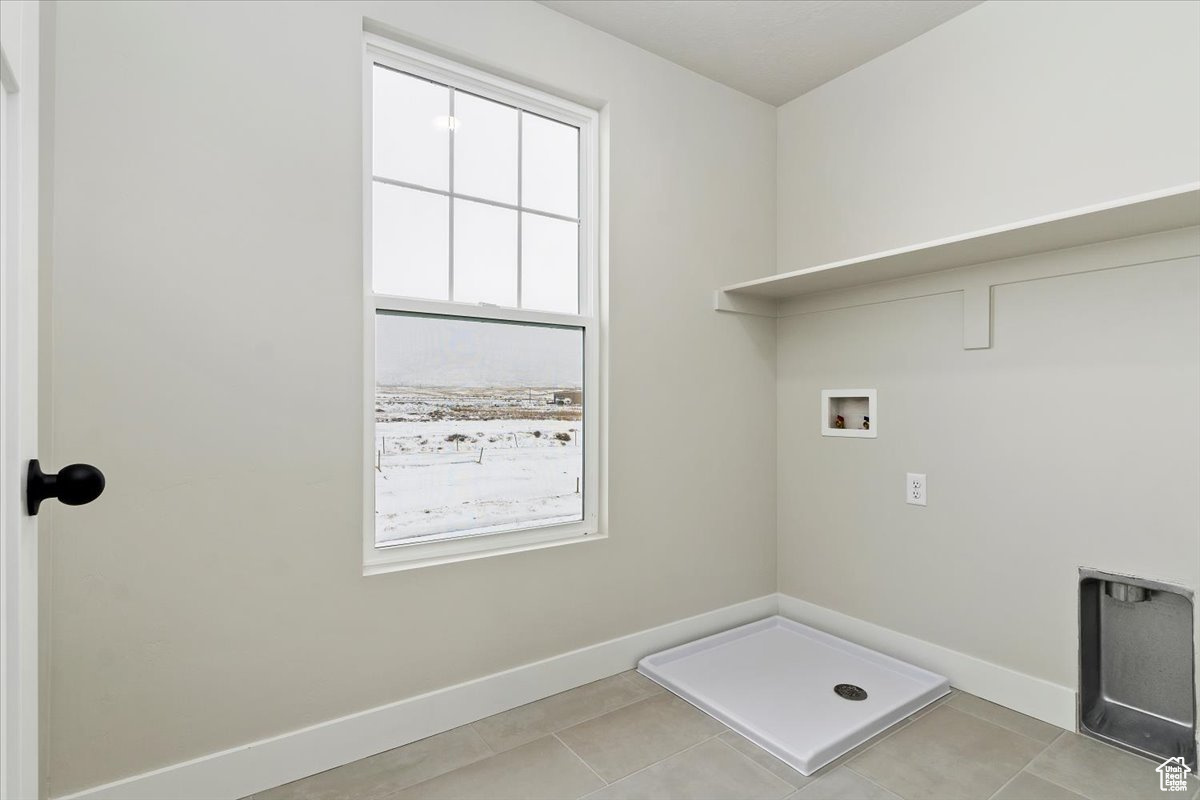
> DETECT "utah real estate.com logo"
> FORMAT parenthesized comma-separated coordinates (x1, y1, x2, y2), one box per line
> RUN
(1156, 756, 1192, 792)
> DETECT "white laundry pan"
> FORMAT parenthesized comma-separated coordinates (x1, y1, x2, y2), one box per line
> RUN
(638, 615, 949, 775)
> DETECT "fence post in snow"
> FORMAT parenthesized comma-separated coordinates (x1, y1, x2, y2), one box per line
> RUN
(478, 448, 484, 464)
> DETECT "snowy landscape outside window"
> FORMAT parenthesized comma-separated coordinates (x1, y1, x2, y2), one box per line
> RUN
(364, 37, 601, 572)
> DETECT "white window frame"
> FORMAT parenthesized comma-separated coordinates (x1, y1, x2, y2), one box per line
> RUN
(362, 35, 603, 574)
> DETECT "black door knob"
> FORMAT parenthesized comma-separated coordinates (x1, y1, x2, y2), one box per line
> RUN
(26, 459, 105, 515)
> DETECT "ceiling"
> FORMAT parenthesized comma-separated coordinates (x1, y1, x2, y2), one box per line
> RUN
(538, 0, 982, 106)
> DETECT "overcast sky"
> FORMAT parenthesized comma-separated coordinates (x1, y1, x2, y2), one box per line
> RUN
(376, 312, 582, 388)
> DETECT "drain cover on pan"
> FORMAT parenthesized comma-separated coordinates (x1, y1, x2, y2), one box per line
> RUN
(834, 683, 868, 701)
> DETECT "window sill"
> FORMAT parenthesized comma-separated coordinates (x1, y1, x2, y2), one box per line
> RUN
(363, 525, 605, 575)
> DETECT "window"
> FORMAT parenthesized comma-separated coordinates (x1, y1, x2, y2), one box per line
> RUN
(363, 36, 601, 573)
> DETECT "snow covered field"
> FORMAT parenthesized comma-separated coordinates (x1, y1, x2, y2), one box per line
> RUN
(374, 387, 583, 545)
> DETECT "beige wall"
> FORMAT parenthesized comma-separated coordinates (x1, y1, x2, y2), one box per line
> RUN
(777, 0, 1200, 269)
(45, 0, 1200, 794)
(45, 1, 777, 793)
(777, 246, 1200, 687)
(776, 0, 1200, 696)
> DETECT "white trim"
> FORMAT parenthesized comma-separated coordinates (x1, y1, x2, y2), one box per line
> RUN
(713, 289, 777, 317)
(361, 35, 603, 574)
(54, 595, 778, 800)
(0, 3, 39, 797)
(776, 594, 1077, 731)
(718, 182, 1200, 304)
(761, 225, 1200, 351)
(961, 282, 992, 350)
(778, 225, 1200, 319)
(800, 227, 1200, 354)
(371, 294, 591, 327)
(364, 515, 605, 575)
(365, 34, 597, 131)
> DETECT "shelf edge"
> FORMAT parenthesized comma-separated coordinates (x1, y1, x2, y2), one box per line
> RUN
(719, 182, 1200, 300)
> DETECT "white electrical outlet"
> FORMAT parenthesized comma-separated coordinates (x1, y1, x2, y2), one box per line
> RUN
(906, 473, 927, 506)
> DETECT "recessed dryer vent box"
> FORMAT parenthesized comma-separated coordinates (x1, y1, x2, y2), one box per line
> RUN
(822, 389, 876, 438)
(1079, 569, 1196, 771)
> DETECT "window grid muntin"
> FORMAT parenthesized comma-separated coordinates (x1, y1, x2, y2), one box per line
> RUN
(370, 63, 581, 313)
(447, 86, 455, 300)
(370, 176, 579, 224)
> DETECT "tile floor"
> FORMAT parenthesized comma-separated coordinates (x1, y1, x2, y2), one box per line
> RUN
(250, 672, 1200, 800)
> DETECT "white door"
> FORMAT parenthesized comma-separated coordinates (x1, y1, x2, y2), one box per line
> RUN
(1, 2, 40, 797)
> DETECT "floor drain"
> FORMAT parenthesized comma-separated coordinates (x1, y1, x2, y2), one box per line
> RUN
(834, 683, 868, 701)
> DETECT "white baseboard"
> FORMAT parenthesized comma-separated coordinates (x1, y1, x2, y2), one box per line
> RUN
(776, 594, 1077, 731)
(57, 592, 1078, 799)
(56, 594, 779, 800)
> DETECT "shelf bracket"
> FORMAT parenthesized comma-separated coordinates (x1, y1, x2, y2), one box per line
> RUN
(714, 290, 778, 318)
(962, 283, 992, 350)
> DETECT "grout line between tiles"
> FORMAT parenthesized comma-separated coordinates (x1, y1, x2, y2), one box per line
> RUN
(1019, 731, 1178, 800)
(539, 684, 664, 738)
(839, 720, 919, 778)
(365, 726, 499, 800)
(850, 768, 902, 798)
(945, 696, 1068, 746)
(931, 703, 1055, 748)
(553, 732, 610, 790)
(845, 705, 1059, 794)
(708, 735, 799, 796)
(984, 770, 1026, 800)
(577, 732, 726, 798)
(471, 722, 497, 755)
(983, 731, 1064, 800)
(471, 672, 661, 753)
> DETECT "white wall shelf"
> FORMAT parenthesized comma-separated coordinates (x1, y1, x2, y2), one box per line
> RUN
(715, 183, 1200, 327)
